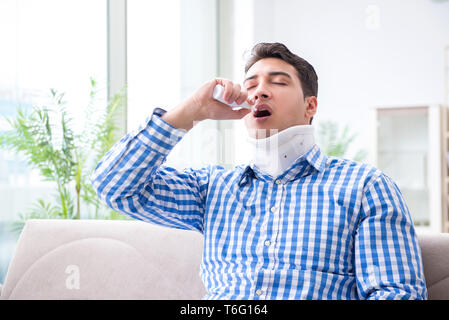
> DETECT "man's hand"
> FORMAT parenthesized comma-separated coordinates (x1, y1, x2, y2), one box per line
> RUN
(162, 78, 252, 131)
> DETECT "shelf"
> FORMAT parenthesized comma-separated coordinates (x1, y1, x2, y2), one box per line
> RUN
(376, 105, 446, 233)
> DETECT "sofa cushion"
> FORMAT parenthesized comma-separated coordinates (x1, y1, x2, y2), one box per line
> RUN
(0, 219, 206, 300)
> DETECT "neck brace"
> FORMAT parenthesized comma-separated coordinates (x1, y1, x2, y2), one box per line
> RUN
(246, 125, 315, 178)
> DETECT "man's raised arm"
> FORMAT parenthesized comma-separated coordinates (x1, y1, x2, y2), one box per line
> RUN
(90, 79, 250, 232)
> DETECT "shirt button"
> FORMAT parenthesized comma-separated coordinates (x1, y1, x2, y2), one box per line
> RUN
(275, 179, 282, 185)
(256, 289, 263, 296)
(149, 129, 156, 135)
(264, 240, 271, 246)
(270, 206, 278, 213)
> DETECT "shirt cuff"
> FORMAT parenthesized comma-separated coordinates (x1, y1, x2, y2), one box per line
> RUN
(134, 107, 188, 155)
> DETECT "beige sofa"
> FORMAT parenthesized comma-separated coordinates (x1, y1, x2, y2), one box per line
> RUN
(0, 219, 448, 300)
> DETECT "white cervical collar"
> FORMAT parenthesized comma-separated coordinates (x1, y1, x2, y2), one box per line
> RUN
(246, 125, 315, 178)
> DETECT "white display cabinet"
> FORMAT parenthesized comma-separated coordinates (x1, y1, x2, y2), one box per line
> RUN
(373, 105, 448, 234)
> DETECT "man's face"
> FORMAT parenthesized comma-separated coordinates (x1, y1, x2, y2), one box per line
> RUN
(243, 57, 317, 139)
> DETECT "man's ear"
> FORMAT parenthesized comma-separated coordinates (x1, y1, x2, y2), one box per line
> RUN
(305, 96, 318, 119)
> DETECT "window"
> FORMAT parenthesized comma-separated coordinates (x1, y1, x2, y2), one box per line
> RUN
(0, 0, 107, 283)
(1, 0, 223, 285)
(127, 0, 219, 170)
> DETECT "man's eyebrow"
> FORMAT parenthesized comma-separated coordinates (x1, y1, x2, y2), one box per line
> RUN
(244, 74, 257, 83)
(268, 71, 292, 79)
(244, 71, 292, 83)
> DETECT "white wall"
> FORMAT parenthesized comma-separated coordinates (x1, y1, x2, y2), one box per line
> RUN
(231, 0, 449, 165)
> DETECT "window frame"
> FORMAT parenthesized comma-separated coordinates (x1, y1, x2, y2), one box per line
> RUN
(107, 0, 128, 138)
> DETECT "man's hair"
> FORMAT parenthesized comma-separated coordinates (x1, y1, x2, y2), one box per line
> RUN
(244, 42, 318, 124)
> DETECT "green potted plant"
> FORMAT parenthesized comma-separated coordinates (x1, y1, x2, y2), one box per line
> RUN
(316, 120, 367, 162)
(0, 78, 129, 233)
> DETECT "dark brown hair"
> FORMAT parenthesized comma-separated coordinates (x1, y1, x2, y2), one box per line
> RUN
(244, 42, 318, 123)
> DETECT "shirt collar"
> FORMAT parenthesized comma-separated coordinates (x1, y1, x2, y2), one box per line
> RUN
(238, 144, 327, 186)
(237, 165, 256, 187)
(303, 144, 327, 173)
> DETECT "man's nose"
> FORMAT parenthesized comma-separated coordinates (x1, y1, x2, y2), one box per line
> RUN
(252, 85, 271, 102)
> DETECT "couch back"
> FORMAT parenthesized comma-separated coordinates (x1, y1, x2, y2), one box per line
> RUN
(1, 219, 448, 300)
(418, 233, 449, 299)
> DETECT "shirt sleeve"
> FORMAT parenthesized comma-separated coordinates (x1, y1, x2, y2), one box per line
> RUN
(354, 173, 428, 300)
(90, 108, 210, 233)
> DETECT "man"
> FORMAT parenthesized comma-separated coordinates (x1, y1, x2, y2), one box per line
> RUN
(91, 42, 427, 300)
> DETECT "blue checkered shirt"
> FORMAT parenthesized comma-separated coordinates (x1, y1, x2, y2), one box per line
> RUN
(91, 108, 427, 300)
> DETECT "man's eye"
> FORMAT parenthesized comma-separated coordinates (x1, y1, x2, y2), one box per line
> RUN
(273, 82, 286, 86)
(246, 86, 255, 90)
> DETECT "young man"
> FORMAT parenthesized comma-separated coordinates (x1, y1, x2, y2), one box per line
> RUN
(91, 42, 427, 300)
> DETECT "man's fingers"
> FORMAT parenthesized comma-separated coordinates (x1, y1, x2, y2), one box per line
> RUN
(236, 90, 248, 105)
(213, 78, 246, 104)
(213, 78, 234, 103)
(246, 95, 256, 106)
(230, 83, 241, 103)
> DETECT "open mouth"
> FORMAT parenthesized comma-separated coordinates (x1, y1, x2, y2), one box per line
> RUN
(253, 104, 272, 118)
(254, 109, 271, 117)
